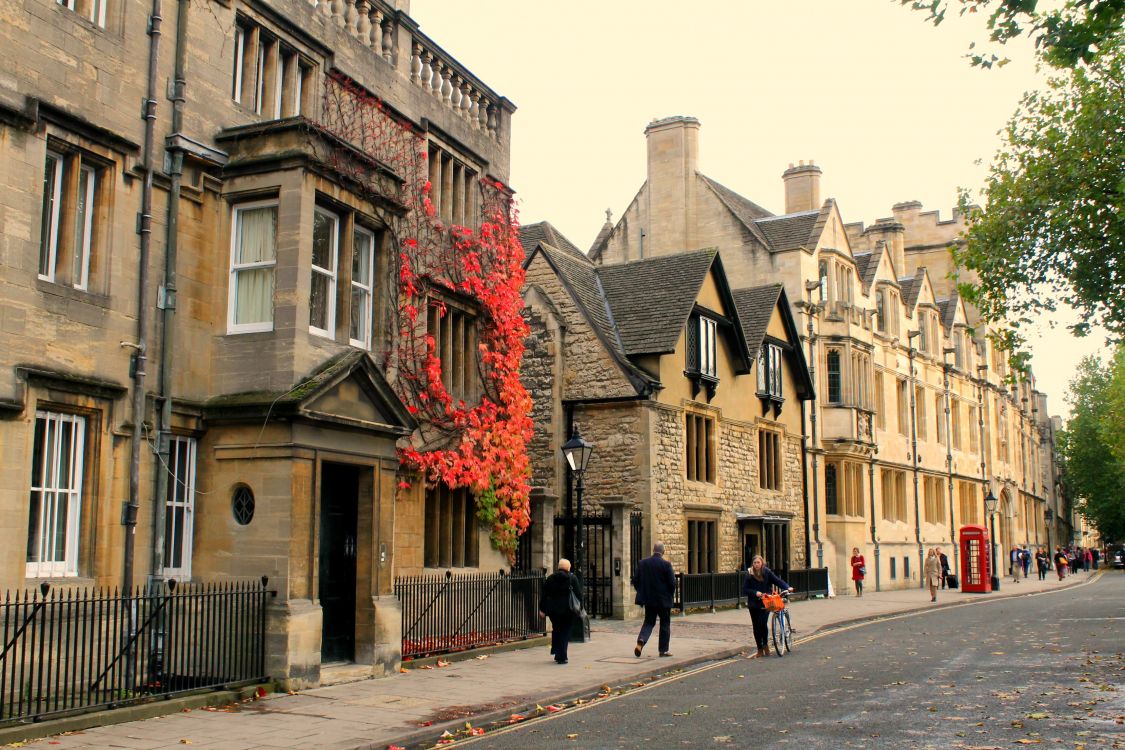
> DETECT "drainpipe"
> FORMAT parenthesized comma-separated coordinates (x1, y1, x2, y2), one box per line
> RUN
(800, 399, 811, 568)
(124, 0, 163, 595)
(152, 0, 189, 581)
(942, 351, 957, 578)
(907, 332, 922, 587)
(803, 286, 823, 569)
(868, 441, 880, 592)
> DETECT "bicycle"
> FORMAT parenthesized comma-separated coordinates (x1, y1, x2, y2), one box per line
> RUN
(762, 590, 793, 656)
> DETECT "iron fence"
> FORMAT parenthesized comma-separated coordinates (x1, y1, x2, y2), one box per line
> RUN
(675, 572, 745, 611)
(395, 570, 545, 659)
(786, 567, 830, 599)
(1, 578, 273, 726)
(553, 514, 613, 617)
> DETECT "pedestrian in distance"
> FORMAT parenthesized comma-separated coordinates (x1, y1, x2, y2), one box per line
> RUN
(925, 548, 942, 602)
(850, 547, 866, 597)
(938, 548, 950, 589)
(1010, 547, 1021, 583)
(1091, 547, 1100, 570)
(539, 558, 582, 664)
(631, 541, 676, 658)
(1035, 547, 1050, 581)
(1054, 547, 1068, 581)
(1083, 548, 1092, 572)
(743, 555, 793, 657)
(1021, 547, 1032, 578)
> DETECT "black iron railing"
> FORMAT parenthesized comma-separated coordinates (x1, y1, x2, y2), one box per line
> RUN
(673, 567, 831, 611)
(0, 578, 274, 726)
(395, 570, 545, 659)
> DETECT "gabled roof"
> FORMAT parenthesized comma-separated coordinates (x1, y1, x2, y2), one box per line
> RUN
(699, 175, 774, 247)
(203, 350, 416, 433)
(853, 252, 879, 293)
(525, 240, 658, 394)
(730, 284, 815, 400)
(754, 210, 820, 251)
(598, 248, 744, 359)
(937, 291, 961, 330)
(519, 221, 589, 263)
(899, 272, 924, 313)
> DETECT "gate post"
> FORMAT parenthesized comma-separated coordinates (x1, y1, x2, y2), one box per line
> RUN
(601, 496, 636, 620)
(529, 488, 556, 572)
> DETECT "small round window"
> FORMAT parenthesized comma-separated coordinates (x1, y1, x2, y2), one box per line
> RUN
(232, 485, 255, 526)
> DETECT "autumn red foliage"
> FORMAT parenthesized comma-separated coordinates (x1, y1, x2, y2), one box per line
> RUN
(315, 72, 532, 554)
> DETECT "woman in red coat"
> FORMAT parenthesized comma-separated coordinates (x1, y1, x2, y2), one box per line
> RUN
(850, 547, 866, 597)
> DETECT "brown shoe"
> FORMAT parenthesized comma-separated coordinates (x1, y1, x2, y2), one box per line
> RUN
(634, 641, 643, 658)
(659, 652, 673, 657)
(757, 647, 768, 657)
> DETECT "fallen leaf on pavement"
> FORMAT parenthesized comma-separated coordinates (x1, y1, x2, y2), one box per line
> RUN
(566, 734, 578, 740)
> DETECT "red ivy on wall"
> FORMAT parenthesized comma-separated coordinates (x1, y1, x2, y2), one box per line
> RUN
(317, 72, 532, 554)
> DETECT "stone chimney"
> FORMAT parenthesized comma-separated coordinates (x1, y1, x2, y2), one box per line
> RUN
(866, 219, 906, 279)
(643, 116, 700, 257)
(782, 161, 822, 214)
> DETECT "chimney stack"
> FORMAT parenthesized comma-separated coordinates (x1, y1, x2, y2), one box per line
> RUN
(866, 219, 907, 279)
(643, 116, 701, 257)
(782, 161, 822, 214)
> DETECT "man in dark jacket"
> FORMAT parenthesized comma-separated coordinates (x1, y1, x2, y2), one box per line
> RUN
(539, 559, 582, 664)
(631, 542, 677, 658)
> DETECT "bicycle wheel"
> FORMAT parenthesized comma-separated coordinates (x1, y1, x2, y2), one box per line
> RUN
(771, 611, 784, 656)
(783, 611, 793, 653)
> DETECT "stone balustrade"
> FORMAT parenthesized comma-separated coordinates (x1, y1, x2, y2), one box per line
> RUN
(308, 0, 503, 142)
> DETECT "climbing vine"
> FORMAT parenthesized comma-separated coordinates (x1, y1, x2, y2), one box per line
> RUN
(315, 72, 532, 554)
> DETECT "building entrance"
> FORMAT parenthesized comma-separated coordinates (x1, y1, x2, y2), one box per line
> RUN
(319, 463, 359, 663)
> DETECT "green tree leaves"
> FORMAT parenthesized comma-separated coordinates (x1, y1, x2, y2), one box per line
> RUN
(1058, 350, 1125, 542)
(900, 0, 1125, 69)
(953, 40, 1125, 341)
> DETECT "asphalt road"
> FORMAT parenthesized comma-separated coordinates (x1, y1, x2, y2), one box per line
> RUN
(453, 574, 1124, 749)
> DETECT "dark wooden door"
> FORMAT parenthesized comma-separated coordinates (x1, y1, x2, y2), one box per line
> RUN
(743, 532, 760, 571)
(319, 463, 359, 663)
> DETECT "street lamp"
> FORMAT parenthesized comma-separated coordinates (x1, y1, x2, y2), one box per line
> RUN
(561, 426, 594, 642)
(984, 489, 999, 591)
(1044, 507, 1053, 554)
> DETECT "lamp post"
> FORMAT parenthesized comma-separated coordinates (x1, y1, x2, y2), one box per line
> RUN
(985, 489, 999, 591)
(561, 427, 594, 643)
(804, 279, 824, 569)
(908, 330, 923, 587)
(1044, 507, 1053, 556)
(942, 346, 958, 579)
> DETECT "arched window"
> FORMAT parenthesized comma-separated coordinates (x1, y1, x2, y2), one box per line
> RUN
(825, 463, 838, 515)
(826, 349, 842, 404)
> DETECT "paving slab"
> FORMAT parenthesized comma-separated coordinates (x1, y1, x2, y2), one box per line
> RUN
(9, 569, 1102, 750)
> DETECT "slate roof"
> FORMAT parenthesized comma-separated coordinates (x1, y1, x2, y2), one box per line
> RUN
(853, 252, 880, 293)
(731, 284, 782, 360)
(519, 221, 588, 263)
(699, 175, 774, 246)
(754, 210, 822, 251)
(597, 249, 720, 356)
(899, 272, 924, 313)
(937, 292, 960, 330)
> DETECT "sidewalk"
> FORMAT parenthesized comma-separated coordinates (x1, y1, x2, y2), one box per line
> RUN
(12, 569, 1102, 750)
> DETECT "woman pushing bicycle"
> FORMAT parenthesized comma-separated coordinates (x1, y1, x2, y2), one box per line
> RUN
(742, 555, 794, 657)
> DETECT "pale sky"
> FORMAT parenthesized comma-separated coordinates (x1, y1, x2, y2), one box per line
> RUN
(410, 0, 1110, 418)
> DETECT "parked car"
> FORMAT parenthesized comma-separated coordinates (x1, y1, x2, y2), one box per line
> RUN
(1111, 546, 1125, 569)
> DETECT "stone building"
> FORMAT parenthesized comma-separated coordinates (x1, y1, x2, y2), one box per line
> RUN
(580, 116, 1065, 592)
(520, 221, 815, 604)
(0, 0, 514, 687)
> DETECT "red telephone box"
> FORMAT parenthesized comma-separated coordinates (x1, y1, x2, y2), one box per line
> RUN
(960, 525, 992, 593)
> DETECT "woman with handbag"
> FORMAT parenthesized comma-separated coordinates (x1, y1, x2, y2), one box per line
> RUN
(539, 558, 582, 664)
(850, 547, 866, 597)
(742, 555, 793, 657)
(925, 548, 943, 602)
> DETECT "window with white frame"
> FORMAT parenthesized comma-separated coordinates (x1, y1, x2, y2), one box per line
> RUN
(39, 148, 104, 290)
(697, 316, 718, 378)
(228, 201, 277, 333)
(26, 411, 86, 578)
(163, 436, 197, 580)
(756, 342, 783, 399)
(57, 0, 106, 27)
(310, 207, 339, 336)
(350, 225, 376, 348)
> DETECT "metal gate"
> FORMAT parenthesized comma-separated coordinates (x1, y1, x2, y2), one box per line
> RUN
(630, 511, 644, 576)
(553, 514, 612, 618)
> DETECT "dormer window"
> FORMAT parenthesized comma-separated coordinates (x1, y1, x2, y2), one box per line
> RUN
(917, 313, 929, 354)
(876, 290, 886, 332)
(685, 314, 719, 398)
(756, 343, 782, 399)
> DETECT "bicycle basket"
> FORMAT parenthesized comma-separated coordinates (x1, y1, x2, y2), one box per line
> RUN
(761, 593, 785, 612)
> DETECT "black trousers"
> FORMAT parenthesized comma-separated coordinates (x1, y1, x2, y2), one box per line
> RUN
(637, 605, 671, 653)
(548, 613, 573, 662)
(749, 608, 770, 649)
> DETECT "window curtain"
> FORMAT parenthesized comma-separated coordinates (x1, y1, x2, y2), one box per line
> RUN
(234, 206, 276, 325)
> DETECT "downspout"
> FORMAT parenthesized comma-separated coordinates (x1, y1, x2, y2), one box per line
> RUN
(152, 0, 189, 581)
(805, 297, 823, 569)
(124, 0, 163, 594)
(943, 358, 957, 578)
(800, 399, 811, 567)
(908, 337, 922, 587)
(868, 441, 880, 592)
